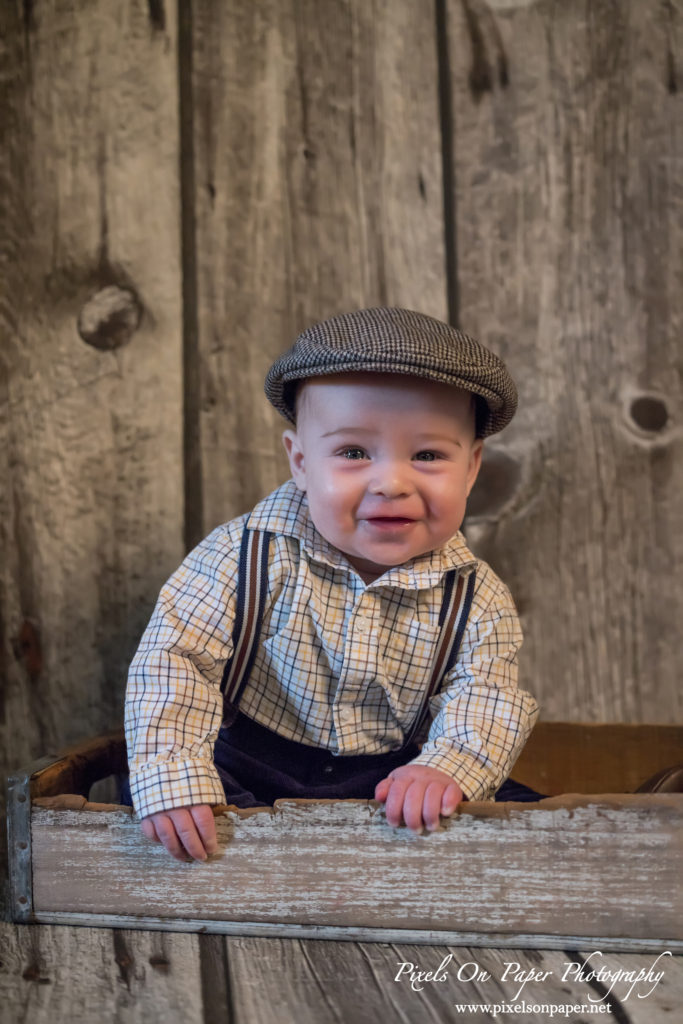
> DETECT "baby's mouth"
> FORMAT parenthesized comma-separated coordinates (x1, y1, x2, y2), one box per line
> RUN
(369, 517, 413, 523)
(365, 516, 416, 530)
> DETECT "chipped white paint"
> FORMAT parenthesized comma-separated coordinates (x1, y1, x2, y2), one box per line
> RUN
(29, 795, 683, 944)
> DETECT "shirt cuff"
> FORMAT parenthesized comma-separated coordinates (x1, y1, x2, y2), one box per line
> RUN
(407, 749, 499, 802)
(129, 758, 227, 819)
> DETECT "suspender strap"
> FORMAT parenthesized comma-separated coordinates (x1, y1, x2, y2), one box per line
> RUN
(438, 566, 477, 678)
(402, 566, 477, 747)
(220, 526, 477, 741)
(220, 527, 272, 726)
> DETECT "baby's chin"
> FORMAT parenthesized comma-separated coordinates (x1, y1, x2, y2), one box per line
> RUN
(309, 516, 440, 575)
(342, 544, 435, 579)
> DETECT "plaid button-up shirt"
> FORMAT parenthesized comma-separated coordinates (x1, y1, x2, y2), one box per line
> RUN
(125, 479, 539, 819)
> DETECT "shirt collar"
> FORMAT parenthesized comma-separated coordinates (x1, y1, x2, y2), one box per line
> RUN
(247, 478, 478, 589)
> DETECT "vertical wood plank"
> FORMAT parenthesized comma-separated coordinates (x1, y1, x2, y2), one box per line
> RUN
(447, 0, 683, 721)
(198, 933, 234, 1024)
(224, 938, 683, 1022)
(189, 0, 448, 530)
(0, 922, 204, 1023)
(1, 923, 681, 1022)
(0, 0, 184, 799)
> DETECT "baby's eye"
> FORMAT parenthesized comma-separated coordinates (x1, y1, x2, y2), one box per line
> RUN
(340, 447, 367, 460)
(414, 450, 440, 462)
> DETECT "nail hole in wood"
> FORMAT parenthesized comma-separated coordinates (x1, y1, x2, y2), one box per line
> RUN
(149, 955, 170, 972)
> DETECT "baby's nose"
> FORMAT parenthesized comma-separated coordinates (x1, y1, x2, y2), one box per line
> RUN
(368, 462, 412, 497)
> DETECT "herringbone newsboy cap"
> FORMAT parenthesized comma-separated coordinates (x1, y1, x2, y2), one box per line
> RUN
(264, 306, 517, 438)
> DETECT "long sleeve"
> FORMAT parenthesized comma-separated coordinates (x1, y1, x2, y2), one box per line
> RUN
(408, 572, 539, 800)
(124, 523, 242, 818)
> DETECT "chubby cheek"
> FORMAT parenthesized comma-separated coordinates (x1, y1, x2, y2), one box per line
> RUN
(307, 475, 357, 535)
(430, 487, 467, 533)
(320, 469, 361, 510)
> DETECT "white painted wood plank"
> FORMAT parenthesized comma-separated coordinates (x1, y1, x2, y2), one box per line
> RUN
(29, 796, 683, 943)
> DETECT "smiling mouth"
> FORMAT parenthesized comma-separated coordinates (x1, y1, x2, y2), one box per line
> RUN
(366, 517, 415, 527)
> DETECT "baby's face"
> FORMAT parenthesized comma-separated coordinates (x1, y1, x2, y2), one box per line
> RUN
(282, 372, 483, 584)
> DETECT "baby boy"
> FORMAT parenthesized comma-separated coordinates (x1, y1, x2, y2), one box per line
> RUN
(124, 307, 539, 861)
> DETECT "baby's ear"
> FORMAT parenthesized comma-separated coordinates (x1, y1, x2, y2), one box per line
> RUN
(282, 429, 306, 490)
(466, 438, 484, 496)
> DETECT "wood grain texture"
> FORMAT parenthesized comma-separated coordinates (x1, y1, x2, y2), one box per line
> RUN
(29, 796, 683, 942)
(226, 938, 683, 1024)
(0, 921, 204, 1024)
(510, 721, 683, 794)
(448, 0, 683, 723)
(0, 0, 184, 811)
(0, 920, 679, 1023)
(14, 914, 682, 956)
(188, 0, 448, 533)
(29, 730, 128, 798)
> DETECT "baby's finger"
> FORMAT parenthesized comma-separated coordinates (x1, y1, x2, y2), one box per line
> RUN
(170, 809, 211, 861)
(374, 777, 391, 802)
(401, 780, 429, 833)
(440, 783, 463, 817)
(190, 805, 218, 855)
(154, 813, 194, 862)
(384, 775, 412, 829)
(140, 817, 160, 843)
(422, 783, 446, 831)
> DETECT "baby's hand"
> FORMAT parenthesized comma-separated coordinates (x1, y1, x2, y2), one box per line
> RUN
(140, 804, 217, 862)
(374, 764, 463, 833)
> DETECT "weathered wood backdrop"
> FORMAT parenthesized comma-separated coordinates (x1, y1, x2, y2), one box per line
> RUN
(2, 0, 681, 825)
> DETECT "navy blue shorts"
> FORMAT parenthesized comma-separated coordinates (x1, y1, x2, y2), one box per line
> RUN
(119, 712, 546, 809)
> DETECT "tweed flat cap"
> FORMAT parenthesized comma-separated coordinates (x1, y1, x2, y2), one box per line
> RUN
(264, 306, 517, 438)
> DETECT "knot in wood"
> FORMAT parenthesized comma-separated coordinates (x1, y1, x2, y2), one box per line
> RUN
(77, 285, 141, 351)
(629, 394, 669, 434)
(13, 619, 42, 680)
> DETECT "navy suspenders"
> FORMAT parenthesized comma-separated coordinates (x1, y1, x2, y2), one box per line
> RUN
(402, 566, 476, 747)
(220, 528, 273, 727)
(220, 527, 476, 744)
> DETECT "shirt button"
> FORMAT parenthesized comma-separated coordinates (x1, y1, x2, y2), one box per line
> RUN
(340, 708, 353, 720)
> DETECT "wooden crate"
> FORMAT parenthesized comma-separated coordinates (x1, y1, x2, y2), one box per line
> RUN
(6, 723, 683, 952)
